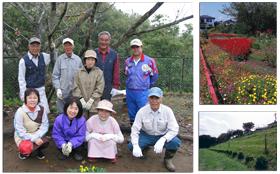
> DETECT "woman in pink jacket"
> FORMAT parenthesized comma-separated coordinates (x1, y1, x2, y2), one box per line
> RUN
(85, 100, 124, 163)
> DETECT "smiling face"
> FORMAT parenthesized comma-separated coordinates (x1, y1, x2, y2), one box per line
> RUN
(28, 42, 41, 57)
(98, 34, 111, 51)
(85, 57, 96, 69)
(148, 96, 162, 111)
(26, 92, 39, 108)
(98, 109, 111, 121)
(131, 45, 143, 57)
(66, 102, 79, 120)
(63, 42, 74, 57)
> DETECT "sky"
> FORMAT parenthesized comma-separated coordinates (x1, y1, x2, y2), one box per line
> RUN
(200, 2, 231, 21)
(114, 2, 193, 33)
(199, 112, 276, 138)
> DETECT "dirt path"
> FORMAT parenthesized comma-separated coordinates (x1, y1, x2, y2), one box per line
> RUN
(3, 94, 193, 172)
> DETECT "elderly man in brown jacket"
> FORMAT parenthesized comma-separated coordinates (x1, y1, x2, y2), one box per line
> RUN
(73, 50, 105, 118)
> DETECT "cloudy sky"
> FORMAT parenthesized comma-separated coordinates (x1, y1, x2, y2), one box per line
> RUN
(114, 2, 193, 33)
(199, 112, 276, 137)
(200, 2, 231, 21)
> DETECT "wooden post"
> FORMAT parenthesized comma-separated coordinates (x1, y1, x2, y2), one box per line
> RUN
(264, 134, 268, 154)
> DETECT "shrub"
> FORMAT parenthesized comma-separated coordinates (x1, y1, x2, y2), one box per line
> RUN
(255, 156, 268, 170)
(233, 75, 277, 104)
(245, 156, 254, 164)
(252, 42, 260, 50)
(237, 152, 245, 160)
(232, 152, 237, 158)
(263, 39, 276, 67)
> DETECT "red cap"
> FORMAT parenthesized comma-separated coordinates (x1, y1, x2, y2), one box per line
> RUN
(19, 140, 33, 155)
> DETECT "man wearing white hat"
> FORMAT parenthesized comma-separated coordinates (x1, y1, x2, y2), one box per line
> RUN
(124, 38, 158, 125)
(52, 38, 83, 113)
(128, 87, 181, 172)
(18, 37, 51, 113)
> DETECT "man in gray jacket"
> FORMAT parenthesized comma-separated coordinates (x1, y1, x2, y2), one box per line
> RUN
(52, 38, 83, 113)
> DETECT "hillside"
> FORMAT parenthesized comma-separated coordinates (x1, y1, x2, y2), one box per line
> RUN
(210, 126, 277, 170)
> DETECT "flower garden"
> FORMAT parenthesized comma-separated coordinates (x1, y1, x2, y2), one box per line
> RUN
(200, 33, 277, 104)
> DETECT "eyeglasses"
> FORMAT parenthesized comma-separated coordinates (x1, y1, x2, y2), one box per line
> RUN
(131, 46, 140, 49)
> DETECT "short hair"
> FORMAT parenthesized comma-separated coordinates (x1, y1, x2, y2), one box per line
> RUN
(63, 97, 83, 118)
(24, 88, 40, 104)
(98, 31, 111, 39)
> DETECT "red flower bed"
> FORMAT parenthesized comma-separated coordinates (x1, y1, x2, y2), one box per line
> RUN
(208, 33, 238, 38)
(210, 38, 253, 57)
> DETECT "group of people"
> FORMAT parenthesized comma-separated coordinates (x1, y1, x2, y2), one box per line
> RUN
(14, 31, 181, 172)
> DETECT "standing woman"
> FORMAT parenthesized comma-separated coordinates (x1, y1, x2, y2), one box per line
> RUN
(52, 97, 86, 161)
(14, 88, 49, 160)
(73, 50, 105, 118)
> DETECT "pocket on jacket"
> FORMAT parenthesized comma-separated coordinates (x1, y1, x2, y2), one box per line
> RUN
(143, 120, 153, 130)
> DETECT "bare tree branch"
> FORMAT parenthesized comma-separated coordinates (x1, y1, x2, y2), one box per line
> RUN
(79, 3, 99, 57)
(54, 6, 99, 48)
(11, 2, 35, 24)
(134, 15, 193, 35)
(96, 2, 114, 13)
(112, 2, 164, 48)
(48, 2, 68, 39)
(3, 34, 21, 58)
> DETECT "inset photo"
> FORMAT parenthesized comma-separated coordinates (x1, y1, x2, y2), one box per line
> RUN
(200, 2, 277, 105)
(199, 111, 277, 171)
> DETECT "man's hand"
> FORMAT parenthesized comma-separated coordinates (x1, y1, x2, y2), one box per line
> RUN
(132, 144, 143, 157)
(34, 138, 43, 146)
(56, 89, 63, 100)
(154, 137, 166, 154)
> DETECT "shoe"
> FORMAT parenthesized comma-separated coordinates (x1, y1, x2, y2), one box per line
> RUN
(57, 153, 67, 160)
(18, 153, 28, 160)
(36, 150, 45, 160)
(74, 152, 83, 161)
(164, 158, 176, 172)
(88, 157, 97, 163)
(111, 156, 117, 164)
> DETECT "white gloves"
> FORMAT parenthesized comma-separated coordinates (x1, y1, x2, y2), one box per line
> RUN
(154, 137, 166, 154)
(87, 133, 118, 142)
(85, 98, 94, 110)
(80, 98, 87, 109)
(56, 89, 63, 100)
(110, 88, 126, 97)
(132, 144, 143, 157)
(102, 134, 115, 141)
(61, 142, 72, 156)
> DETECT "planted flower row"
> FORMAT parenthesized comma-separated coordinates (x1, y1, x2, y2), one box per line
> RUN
(210, 38, 253, 58)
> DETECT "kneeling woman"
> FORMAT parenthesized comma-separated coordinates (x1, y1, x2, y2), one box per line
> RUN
(86, 100, 124, 163)
(14, 88, 49, 160)
(52, 97, 86, 161)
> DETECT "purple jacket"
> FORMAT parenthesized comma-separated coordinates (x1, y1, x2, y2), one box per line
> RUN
(52, 113, 86, 149)
(125, 54, 158, 90)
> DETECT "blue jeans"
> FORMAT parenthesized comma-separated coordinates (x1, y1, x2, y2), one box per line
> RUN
(128, 131, 181, 151)
(126, 89, 148, 122)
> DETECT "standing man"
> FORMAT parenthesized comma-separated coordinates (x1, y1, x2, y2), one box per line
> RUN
(95, 31, 120, 100)
(125, 38, 158, 125)
(128, 87, 181, 172)
(18, 37, 51, 114)
(52, 38, 83, 114)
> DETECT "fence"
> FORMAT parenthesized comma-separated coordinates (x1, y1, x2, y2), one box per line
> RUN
(3, 56, 192, 100)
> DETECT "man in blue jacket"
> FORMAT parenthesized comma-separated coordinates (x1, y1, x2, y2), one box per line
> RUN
(124, 38, 158, 125)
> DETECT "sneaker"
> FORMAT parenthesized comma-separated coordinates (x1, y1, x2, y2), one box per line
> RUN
(74, 152, 83, 161)
(36, 150, 45, 160)
(88, 157, 97, 163)
(57, 153, 67, 160)
(111, 157, 117, 164)
(18, 153, 28, 160)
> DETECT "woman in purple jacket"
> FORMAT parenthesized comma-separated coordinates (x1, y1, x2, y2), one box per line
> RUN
(52, 97, 86, 161)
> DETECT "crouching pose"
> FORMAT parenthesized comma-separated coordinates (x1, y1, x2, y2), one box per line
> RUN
(14, 88, 49, 160)
(128, 87, 181, 172)
(86, 100, 124, 163)
(52, 97, 86, 161)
